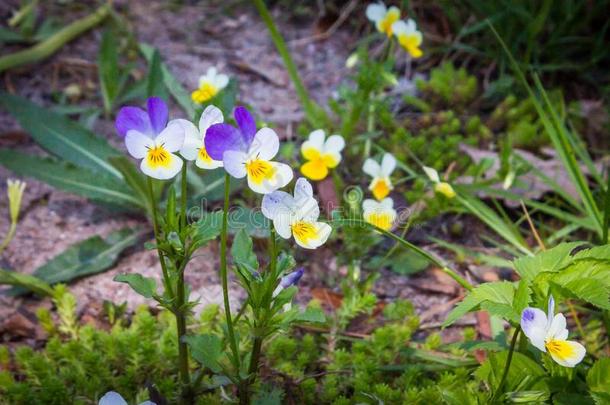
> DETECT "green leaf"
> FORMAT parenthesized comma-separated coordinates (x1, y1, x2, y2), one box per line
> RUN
(191, 211, 222, 251)
(444, 281, 518, 326)
(182, 334, 222, 373)
(228, 206, 270, 238)
(10, 228, 142, 296)
(108, 156, 149, 210)
(0, 150, 142, 209)
(98, 28, 120, 113)
(0, 93, 121, 177)
(588, 358, 610, 404)
(231, 229, 259, 271)
(475, 351, 548, 393)
(114, 273, 157, 299)
(513, 242, 582, 280)
(146, 50, 168, 100)
(0, 270, 53, 297)
(293, 307, 326, 324)
(553, 278, 610, 310)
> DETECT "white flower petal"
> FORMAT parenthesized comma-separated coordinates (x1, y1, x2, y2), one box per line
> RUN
(406, 18, 417, 32)
(521, 307, 548, 352)
(379, 197, 394, 210)
(366, 3, 387, 22)
(156, 120, 185, 152)
(176, 119, 201, 161)
(548, 340, 586, 367)
(296, 197, 320, 222)
(195, 155, 223, 170)
(261, 191, 295, 220)
(99, 391, 128, 405)
(362, 198, 379, 212)
(273, 213, 293, 239)
(249, 128, 279, 161)
(363, 158, 381, 178)
(547, 313, 568, 340)
(307, 129, 326, 149)
(198, 105, 224, 134)
(214, 74, 229, 90)
(140, 152, 183, 180)
(324, 134, 345, 154)
(423, 166, 440, 183)
(125, 130, 154, 159)
(294, 177, 314, 202)
(381, 153, 396, 176)
(247, 161, 293, 194)
(223, 150, 248, 178)
(392, 20, 407, 35)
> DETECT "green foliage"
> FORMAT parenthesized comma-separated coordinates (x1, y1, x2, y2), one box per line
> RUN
(416, 62, 478, 111)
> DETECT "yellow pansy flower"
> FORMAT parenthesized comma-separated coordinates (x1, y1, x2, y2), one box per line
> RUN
(392, 19, 423, 58)
(191, 67, 229, 104)
(366, 2, 401, 37)
(363, 198, 397, 231)
(423, 166, 456, 199)
(300, 130, 345, 181)
(363, 153, 396, 201)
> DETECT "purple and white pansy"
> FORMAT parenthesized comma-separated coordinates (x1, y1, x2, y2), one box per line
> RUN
(116, 97, 185, 180)
(177, 105, 224, 170)
(204, 106, 293, 194)
(273, 267, 304, 297)
(520, 296, 586, 367)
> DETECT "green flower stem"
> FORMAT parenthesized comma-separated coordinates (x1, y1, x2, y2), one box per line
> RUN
(491, 326, 521, 403)
(220, 174, 240, 370)
(176, 165, 191, 399)
(0, 4, 110, 73)
(252, 0, 320, 125)
(147, 177, 173, 297)
(332, 218, 473, 291)
(0, 221, 16, 256)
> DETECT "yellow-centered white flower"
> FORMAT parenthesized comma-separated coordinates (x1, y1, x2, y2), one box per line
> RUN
(178, 105, 224, 170)
(363, 153, 396, 201)
(191, 67, 229, 104)
(423, 166, 456, 199)
(362, 198, 397, 231)
(300, 130, 345, 181)
(366, 2, 401, 37)
(262, 178, 331, 249)
(125, 121, 185, 180)
(392, 19, 423, 58)
(521, 296, 586, 368)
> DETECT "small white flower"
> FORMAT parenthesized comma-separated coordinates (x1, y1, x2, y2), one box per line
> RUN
(392, 19, 423, 58)
(362, 198, 397, 231)
(262, 178, 331, 249)
(423, 166, 456, 199)
(98, 391, 155, 405)
(521, 296, 586, 368)
(366, 2, 401, 37)
(191, 67, 229, 104)
(300, 129, 345, 181)
(363, 153, 396, 201)
(178, 105, 224, 170)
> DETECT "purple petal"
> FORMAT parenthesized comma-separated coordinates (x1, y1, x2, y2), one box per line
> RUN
(234, 106, 256, 146)
(115, 107, 152, 137)
(280, 268, 304, 288)
(147, 97, 168, 135)
(204, 123, 248, 160)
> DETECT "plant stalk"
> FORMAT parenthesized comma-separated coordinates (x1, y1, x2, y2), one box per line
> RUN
(147, 177, 173, 296)
(491, 326, 521, 403)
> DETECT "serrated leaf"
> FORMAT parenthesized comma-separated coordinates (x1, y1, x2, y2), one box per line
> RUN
(114, 273, 157, 298)
(191, 211, 222, 250)
(513, 242, 582, 280)
(183, 334, 222, 373)
(475, 351, 548, 393)
(231, 229, 258, 271)
(444, 281, 517, 327)
(587, 358, 610, 399)
(0, 270, 53, 297)
(0, 93, 122, 177)
(513, 279, 531, 315)
(0, 150, 141, 209)
(10, 228, 142, 295)
(552, 278, 610, 310)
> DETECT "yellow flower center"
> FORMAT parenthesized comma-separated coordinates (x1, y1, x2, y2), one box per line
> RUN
(364, 212, 394, 231)
(398, 34, 423, 58)
(245, 159, 275, 184)
(545, 339, 575, 361)
(146, 146, 171, 168)
(378, 10, 400, 36)
(371, 178, 391, 200)
(434, 182, 456, 199)
(291, 221, 317, 244)
(191, 82, 218, 104)
(198, 146, 212, 164)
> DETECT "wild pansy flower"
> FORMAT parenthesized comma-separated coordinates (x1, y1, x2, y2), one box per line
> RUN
(116, 97, 185, 180)
(392, 19, 423, 58)
(262, 178, 331, 249)
(191, 67, 229, 104)
(300, 130, 345, 181)
(366, 2, 400, 37)
(521, 296, 586, 367)
(99, 391, 155, 405)
(423, 166, 456, 199)
(362, 197, 396, 231)
(205, 106, 293, 194)
(273, 268, 304, 297)
(178, 105, 224, 170)
(363, 153, 396, 201)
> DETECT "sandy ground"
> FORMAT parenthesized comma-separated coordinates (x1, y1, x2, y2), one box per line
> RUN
(0, 0, 475, 344)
